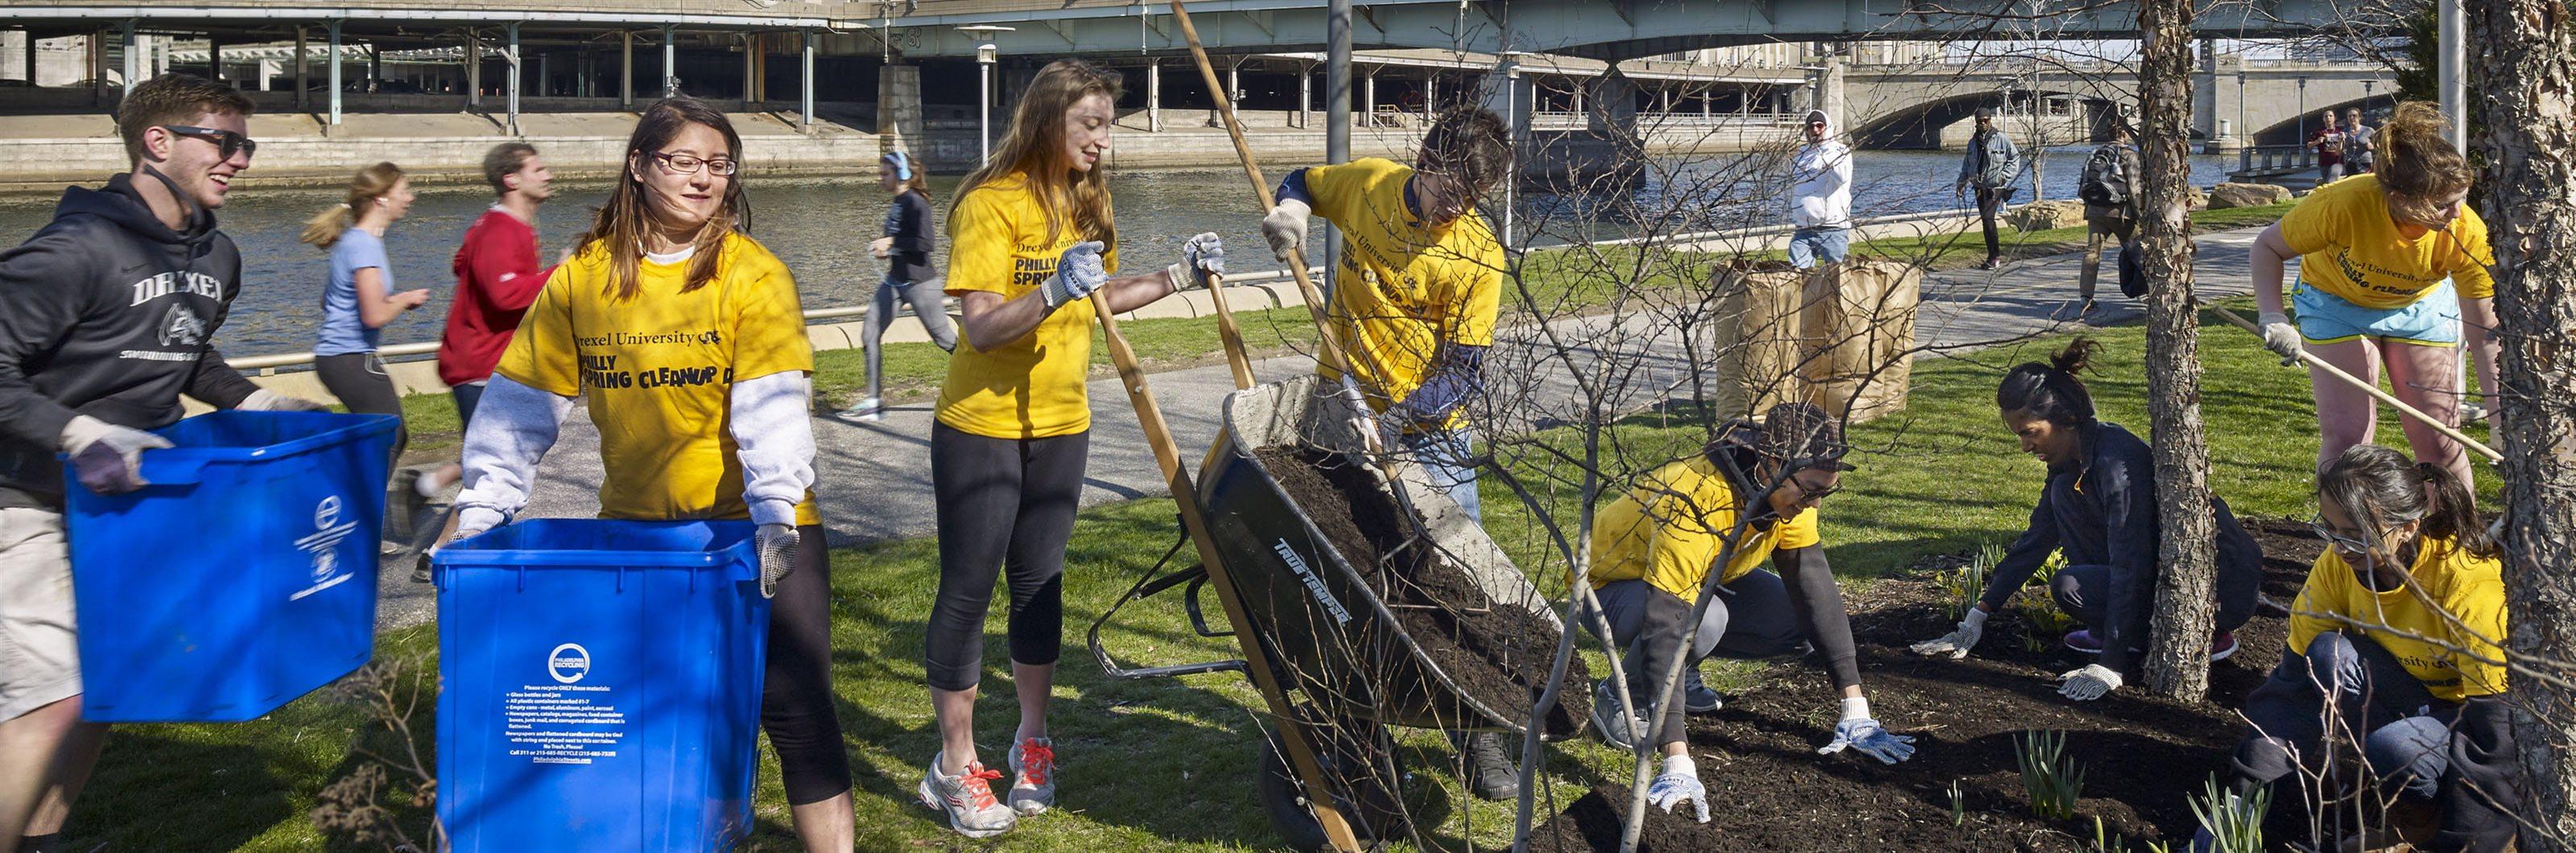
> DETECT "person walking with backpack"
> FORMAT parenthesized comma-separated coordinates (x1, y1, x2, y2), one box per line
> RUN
(2074, 125, 2141, 315)
(1785, 109, 1852, 270)
(1953, 107, 2021, 270)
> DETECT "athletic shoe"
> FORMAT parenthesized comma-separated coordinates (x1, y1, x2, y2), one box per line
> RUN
(837, 397, 884, 422)
(919, 752, 1015, 837)
(1006, 737, 1057, 817)
(389, 468, 427, 544)
(2066, 628, 2240, 661)
(1591, 679, 1646, 751)
(1459, 731, 1520, 801)
(1682, 668, 1724, 715)
(411, 551, 432, 584)
(2460, 402, 2488, 425)
(1979, 257, 2001, 270)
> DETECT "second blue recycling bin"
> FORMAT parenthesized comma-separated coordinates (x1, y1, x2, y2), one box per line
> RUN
(433, 519, 771, 853)
(63, 410, 398, 723)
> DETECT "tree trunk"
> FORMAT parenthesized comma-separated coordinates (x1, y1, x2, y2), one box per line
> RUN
(2467, 1, 2576, 842)
(2135, 0, 2219, 701)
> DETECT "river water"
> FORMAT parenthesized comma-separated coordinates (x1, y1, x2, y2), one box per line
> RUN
(0, 148, 2235, 356)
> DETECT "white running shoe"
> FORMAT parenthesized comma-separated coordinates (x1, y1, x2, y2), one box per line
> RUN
(1007, 736, 1058, 817)
(918, 752, 1016, 838)
(837, 397, 884, 422)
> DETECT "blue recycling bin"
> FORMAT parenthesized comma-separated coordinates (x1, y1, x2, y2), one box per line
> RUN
(432, 519, 771, 853)
(61, 410, 398, 723)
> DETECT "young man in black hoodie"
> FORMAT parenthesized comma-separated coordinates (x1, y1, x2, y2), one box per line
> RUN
(0, 74, 325, 853)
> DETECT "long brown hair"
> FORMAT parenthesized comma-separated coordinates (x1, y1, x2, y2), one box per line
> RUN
(952, 59, 1121, 248)
(2318, 443, 2498, 562)
(299, 161, 402, 249)
(576, 97, 749, 299)
(2376, 101, 2474, 228)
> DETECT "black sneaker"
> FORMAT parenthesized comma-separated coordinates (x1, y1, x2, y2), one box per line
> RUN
(389, 468, 427, 544)
(411, 551, 432, 584)
(1682, 668, 1724, 715)
(1456, 731, 1520, 801)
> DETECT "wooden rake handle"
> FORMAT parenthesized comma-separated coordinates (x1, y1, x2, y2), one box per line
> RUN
(2207, 303, 2503, 464)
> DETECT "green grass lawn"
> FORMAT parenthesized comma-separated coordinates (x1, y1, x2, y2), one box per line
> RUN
(80, 283, 2504, 851)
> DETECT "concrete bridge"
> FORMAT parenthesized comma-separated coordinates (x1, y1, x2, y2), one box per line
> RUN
(1843, 53, 2393, 150)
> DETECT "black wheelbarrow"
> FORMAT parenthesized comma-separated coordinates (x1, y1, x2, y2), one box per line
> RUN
(1089, 375, 1583, 849)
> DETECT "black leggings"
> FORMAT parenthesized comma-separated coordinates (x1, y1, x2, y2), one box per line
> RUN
(924, 423, 1088, 692)
(315, 352, 409, 459)
(766, 522, 854, 805)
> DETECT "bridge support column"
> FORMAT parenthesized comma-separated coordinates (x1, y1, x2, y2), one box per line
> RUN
(800, 30, 813, 131)
(464, 30, 479, 110)
(118, 21, 137, 98)
(877, 63, 922, 157)
(295, 27, 308, 110)
(1223, 57, 1241, 127)
(505, 23, 520, 136)
(1361, 69, 1375, 121)
(620, 31, 633, 109)
(1421, 73, 1433, 123)
(1816, 47, 1845, 130)
(326, 20, 341, 126)
(1146, 60, 1161, 132)
(661, 24, 676, 97)
(1298, 63, 1311, 130)
(207, 37, 221, 84)
(742, 35, 757, 105)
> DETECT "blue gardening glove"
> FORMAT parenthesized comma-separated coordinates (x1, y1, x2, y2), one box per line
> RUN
(1039, 241, 1109, 310)
(1817, 703, 1917, 764)
(1644, 756, 1711, 823)
(2057, 663, 2123, 702)
(59, 415, 172, 494)
(756, 522, 798, 599)
(1165, 232, 1224, 291)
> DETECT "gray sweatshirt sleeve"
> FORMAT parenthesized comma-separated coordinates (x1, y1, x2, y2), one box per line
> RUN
(450, 374, 575, 534)
(727, 370, 815, 527)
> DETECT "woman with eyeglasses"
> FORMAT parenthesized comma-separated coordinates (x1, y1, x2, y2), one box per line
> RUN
(2249, 101, 2497, 491)
(1910, 339, 2265, 702)
(916, 59, 1221, 839)
(1579, 402, 1915, 826)
(2220, 443, 2516, 850)
(440, 97, 856, 851)
(299, 162, 440, 542)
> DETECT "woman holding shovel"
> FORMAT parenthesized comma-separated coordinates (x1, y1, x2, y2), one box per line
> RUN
(1909, 339, 2265, 700)
(441, 97, 855, 852)
(2247, 101, 2496, 490)
(918, 58, 1223, 838)
(1579, 402, 1916, 823)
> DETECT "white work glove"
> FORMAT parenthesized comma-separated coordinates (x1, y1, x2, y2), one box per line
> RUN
(1644, 755, 1711, 823)
(1261, 198, 1312, 262)
(239, 389, 332, 412)
(756, 522, 799, 599)
(1817, 698, 1917, 764)
(1038, 241, 1109, 310)
(2256, 311, 2302, 365)
(1163, 232, 1225, 291)
(2058, 663, 2124, 702)
(1909, 607, 1989, 660)
(58, 415, 172, 495)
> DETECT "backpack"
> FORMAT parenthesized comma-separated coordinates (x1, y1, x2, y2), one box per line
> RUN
(2079, 144, 2129, 207)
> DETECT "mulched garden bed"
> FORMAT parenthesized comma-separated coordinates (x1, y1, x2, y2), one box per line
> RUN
(1257, 446, 1591, 738)
(1530, 518, 2327, 851)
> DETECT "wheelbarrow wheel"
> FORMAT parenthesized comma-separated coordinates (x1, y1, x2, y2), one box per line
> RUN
(1257, 718, 1410, 851)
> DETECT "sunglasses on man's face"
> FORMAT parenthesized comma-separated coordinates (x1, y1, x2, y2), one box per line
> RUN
(161, 126, 257, 161)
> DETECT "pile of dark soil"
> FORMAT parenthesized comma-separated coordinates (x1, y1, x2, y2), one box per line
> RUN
(1257, 445, 1591, 738)
(1530, 519, 2327, 851)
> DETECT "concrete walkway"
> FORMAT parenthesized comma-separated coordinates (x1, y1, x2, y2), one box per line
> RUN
(373, 226, 2271, 629)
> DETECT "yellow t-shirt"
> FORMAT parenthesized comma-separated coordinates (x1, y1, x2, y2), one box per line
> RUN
(2286, 535, 2508, 703)
(935, 172, 1121, 439)
(1583, 455, 1822, 603)
(2279, 174, 2496, 310)
(1302, 158, 1505, 429)
(497, 233, 819, 526)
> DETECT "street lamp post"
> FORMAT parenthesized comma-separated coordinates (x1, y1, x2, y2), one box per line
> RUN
(1498, 51, 1528, 249)
(2297, 76, 2309, 146)
(956, 26, 1012, 167)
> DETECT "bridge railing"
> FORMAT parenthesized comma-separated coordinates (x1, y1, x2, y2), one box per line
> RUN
(1530, 111, 1801, 130)
(2237, 143, 2317, 174)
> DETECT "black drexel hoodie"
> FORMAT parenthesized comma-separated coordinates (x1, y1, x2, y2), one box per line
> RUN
(0, 172, 262, 509)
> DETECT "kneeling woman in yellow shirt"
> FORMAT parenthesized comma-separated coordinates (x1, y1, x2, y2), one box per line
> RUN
(2226, 444, 2518, 849)
(444, 98, 856, 849)
(2248, 102, 2497, 490)
(915, 59, 1222, 839)
(1578, 403, 1914, 824)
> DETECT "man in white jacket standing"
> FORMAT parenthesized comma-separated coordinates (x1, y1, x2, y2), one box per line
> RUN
(1786, 109, 1853, 270)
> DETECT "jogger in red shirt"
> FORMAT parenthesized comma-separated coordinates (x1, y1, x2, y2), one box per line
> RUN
(402, 142, 558, 574)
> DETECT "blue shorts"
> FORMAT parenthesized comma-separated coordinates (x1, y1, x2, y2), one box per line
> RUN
(2293, 279, 2459, 347)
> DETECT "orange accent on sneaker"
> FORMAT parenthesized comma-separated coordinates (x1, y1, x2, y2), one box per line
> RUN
(961, 762, 1005, 810)
(1016, 740, 1056, 786)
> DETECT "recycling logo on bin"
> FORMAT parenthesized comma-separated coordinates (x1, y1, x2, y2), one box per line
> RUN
(548, 643, 592, 684)
(290, 495, 359, 601)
